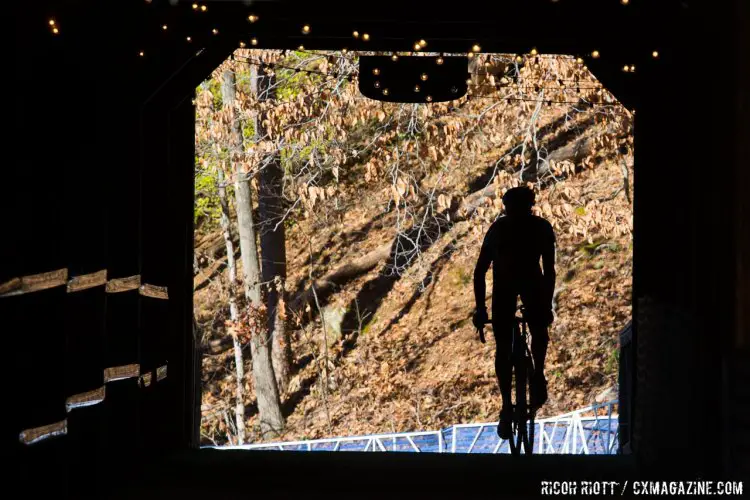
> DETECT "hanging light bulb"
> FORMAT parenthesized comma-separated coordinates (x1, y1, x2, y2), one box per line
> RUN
(251, 38, 258, 46)
(426, 95, 433, 102)
(302, 25, 311, 34)
(239, 41, 246, 48)
(530, 48, 538, 55)
(353, 31, 360, 38)
(630, 65, 636, 72)
(419, 39, 427, 48)
(212, 28, 219, 35)
(414, 85, 421, 92)
(373, 68, 381, 75)
(52, 27, 59, 34)
(49, 19, 55, 26)
(362, 33, 370, 41)
(248, 14, 259, 23)
(472, 44, 481, 52)
(466, 78, 472, 85)
(162, 24, 168, 30)
(652, 50, 660, 58)
(591, 50, 600, 59)
(414, 42, 422, 51)
(516, 55, 523, 63)
(139, 51, 145, 57)
(420, 73, 428, 81)
(436, 56, 444, 65)
(192, 3, 198, 9)
(186, 36, 192, 42)
(621, 0, 629, 4)
(200, 4, 207, 11)
(622, 64, 630, 72)
(298, 45, 305, 50)
(391, 54, 399, 61)
(382, 88, 390, 96)
(342, 47, 349, 54)
(374, 81, 381, 89)
(576, 57, 583, 64)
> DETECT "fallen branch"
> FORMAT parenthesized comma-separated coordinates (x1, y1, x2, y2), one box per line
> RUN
(289, 242, 392, 313)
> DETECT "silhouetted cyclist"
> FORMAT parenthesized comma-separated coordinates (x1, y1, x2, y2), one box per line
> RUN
(473, 186, 556, 439)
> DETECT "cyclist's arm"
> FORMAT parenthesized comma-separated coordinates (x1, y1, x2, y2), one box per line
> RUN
(541, 222, 557, 306)
(473, 226, 495, 311)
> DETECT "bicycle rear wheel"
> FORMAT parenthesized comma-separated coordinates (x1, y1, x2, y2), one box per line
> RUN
(525, 412, 535, 454)
(522, 404, 535, 454)
(509, 326, 527, 456)
(512, 407, 531, 456)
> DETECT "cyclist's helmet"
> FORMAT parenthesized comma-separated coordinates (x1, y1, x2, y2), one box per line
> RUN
(502, 186, 535, 213)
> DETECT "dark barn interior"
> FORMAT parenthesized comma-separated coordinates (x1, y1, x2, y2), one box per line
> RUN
(8, 0, 749, 497)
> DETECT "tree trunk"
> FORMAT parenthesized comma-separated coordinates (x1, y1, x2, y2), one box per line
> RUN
(256, 71, 292, 393)
(218, 167, 239, 321)
(217, 165, 245, 443)
(224, 68, 284, 438)
(260, 163, 291, 392)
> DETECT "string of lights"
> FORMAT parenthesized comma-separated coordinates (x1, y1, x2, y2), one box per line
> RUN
(61, 0, 658, 79)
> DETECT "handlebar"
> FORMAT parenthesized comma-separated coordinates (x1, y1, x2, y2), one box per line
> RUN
(482, 316, 526, 325)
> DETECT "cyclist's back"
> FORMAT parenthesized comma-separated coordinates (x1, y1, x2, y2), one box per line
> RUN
(484, 213, 553, 290)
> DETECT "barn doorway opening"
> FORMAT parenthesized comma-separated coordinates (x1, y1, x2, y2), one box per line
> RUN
(192, 48, 633, 452)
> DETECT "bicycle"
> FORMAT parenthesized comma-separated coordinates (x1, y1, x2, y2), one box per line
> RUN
(479, 306, 536, 456)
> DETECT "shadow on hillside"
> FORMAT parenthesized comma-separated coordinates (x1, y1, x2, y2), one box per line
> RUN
(281, 373, 317, 417)
(379, 238, 458, 338)
(338, 215, 450, 354)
